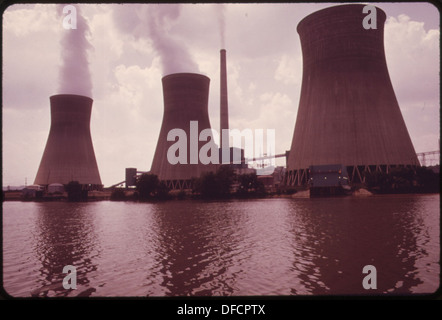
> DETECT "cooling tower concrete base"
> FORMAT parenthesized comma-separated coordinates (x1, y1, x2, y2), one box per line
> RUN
(34, 94, 102, 189)
(286, 4, 419, 186)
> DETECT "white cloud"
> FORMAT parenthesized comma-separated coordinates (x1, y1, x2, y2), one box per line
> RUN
(3, 4, 61, 110)
(274, 54, 302, 86)
(3, 4, 59, 36)
(385, 14, 439, 103)
(384, 14, 440, 152)
(90, 63, 164, 185)
(2, 108, 49, 186)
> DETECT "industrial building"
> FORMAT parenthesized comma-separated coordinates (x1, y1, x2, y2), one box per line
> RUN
(34, 94, 102, 190)
(286, 4, 420, 186)
(308, 165, 352, 196)
(31, 5, 425, 194)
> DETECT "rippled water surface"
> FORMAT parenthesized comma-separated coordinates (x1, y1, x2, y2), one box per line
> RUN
(2, 195, 440, 297)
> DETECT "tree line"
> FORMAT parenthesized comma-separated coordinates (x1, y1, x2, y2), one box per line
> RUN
(109, 165, 439, 201)
(363, 166, 439, 194)
(111, 165, 267, 201)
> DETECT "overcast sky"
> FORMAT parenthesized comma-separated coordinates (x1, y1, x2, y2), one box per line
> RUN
(2, 2, 440, 187)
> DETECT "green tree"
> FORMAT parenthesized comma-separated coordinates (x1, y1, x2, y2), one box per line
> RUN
(65, 181, 87, 202)
(110, 188, 126, 201)
(135, 173, 171, 200)
(389, 167, 414, 193)
(415, 166, 440, 193)
(237, 172, 266, 196)
(136, 173, 160, 200)
(156, 181, 171, 200)
(199, 171, 219, 198)
(364, 166, 440, 194)
(215, 165, 235, 197)
(192, 165, 235, 199)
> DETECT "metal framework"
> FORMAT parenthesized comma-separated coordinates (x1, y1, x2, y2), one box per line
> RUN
(285, 164, 418, 186)
(164, 179, 193, 190)
(416, 151, 439, 167)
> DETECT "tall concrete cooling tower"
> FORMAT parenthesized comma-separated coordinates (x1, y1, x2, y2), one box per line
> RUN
(34, 94, 102, 189)
(286, 4, 420, 186)
(150, 73, 218, 189)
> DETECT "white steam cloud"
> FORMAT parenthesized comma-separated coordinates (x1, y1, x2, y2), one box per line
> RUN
(113, 4, 199, 76)
(215, 4, 226, 49)
(146, 4, 199, 75)
(57, 4, 93, 97)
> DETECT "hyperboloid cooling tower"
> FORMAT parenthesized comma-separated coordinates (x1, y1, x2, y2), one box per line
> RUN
(286, 4, 420, 186)
(150, 73, 218, 189)
(34, 94, 102, 189)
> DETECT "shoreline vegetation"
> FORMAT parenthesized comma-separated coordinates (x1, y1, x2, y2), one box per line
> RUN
(3, 166, 439, 202)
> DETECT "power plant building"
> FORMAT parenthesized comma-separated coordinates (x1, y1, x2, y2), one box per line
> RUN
(150, 73, 218, 189)
(34, 94, 102, 189)
(286, 4, 420, 186)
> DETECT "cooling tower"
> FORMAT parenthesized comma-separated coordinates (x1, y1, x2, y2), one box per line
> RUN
(34, 94, 102, 189)
(220, 49, 229, 149)
(150, 73, 218, 189)
(286, 4, 420, 186)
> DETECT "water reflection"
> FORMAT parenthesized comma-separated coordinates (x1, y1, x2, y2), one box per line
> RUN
(148, 200, 248, 296)
(285, 196, 437, 295)
(32, 202, 99, 297)
(2, 194, 438, 297)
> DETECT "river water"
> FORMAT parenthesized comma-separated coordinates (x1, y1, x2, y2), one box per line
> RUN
(2, 194, 440, 297)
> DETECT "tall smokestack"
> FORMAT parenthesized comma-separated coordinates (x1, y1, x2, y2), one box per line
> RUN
(286, 4, 419, 186)
(220, 49, 229, 149)
(34, 94, 102, 188)
(150, 73, 218, 189)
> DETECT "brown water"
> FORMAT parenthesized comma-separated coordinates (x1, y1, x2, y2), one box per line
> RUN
(2, 195, 440, 297)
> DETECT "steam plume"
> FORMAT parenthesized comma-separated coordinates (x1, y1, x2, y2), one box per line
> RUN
(113, 4, 199, 76)
(216, 4, 226, 49)
(57, 4, 93, 97)
(146, 4, 199, 75)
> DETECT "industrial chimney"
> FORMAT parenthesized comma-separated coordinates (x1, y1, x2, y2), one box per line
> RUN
(34, 94, 102, 189)
(150, 73, 218, 189)
(286, 4, 420, 186)
(220, 49, 229, 149)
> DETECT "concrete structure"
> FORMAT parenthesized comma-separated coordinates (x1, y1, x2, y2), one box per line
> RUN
(47, 183, 65, 194)
(220, 49, 229, 149)
(308, 165, 351, 196)
(286, 4, 420, 186)
(150, 73, 218, 189)
(34, 94, 102, 189)
(22, 185, 44, 198)
(125, 168, 138, 188)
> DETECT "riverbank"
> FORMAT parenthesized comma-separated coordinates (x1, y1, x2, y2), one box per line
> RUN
(4, 187, 439, 202)
(2, 190, 113, 202)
